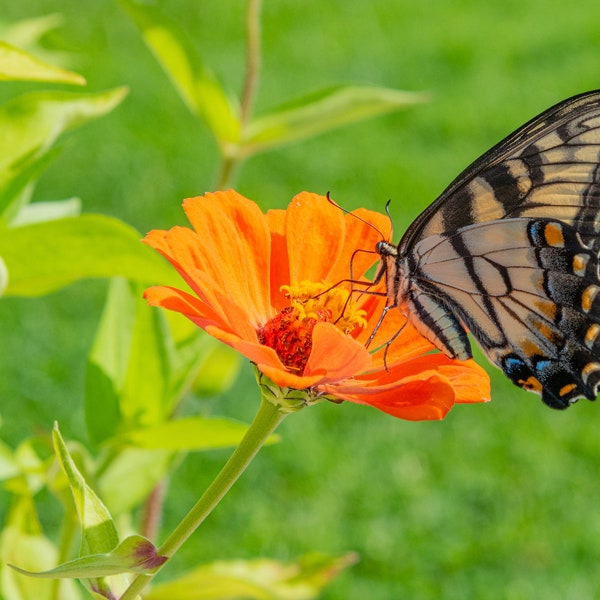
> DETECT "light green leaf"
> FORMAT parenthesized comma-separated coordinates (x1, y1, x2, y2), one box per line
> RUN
(9, 535, 166, 579)
(169, 329, 241, 402)
(118, 0, 240, 145)
(98, 448, 174, 516)
(0, 40, 85, 84)
(53, 424, 119, 555)
(53, 424, 126, 598)
(0, 146, 60, 225)
(85, 278, 173, 443)
(144, 553, 358, 600)
(0, 87, 127, 174)
(120, 284, 172, 427)
(85, 277, 133, 446)
(0, 255, 7, 297)
(241, 85, 428, 157)
(11, 197, 81, 226)
(3, 439, 46, 496)
(0, 14, 72, 69)
(1, 498, 82, 600)
(121, 416, 280, 452)
(0, 214, 179, 296)
(0, 438, 18, 480)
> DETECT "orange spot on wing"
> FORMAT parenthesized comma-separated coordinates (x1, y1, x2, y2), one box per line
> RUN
(544, 223, 565, 247)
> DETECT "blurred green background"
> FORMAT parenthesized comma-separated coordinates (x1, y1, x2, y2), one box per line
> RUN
(3, 0, 600, 598)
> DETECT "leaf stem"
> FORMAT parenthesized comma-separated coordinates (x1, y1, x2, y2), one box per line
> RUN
(119, 396, 287, 600)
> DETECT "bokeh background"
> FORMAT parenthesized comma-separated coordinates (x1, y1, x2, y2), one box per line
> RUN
(2, 1, 600, 598)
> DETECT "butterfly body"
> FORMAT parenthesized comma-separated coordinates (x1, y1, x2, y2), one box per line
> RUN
(379, 90, 600, 409)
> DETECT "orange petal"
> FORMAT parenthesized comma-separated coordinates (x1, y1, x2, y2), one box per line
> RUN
(266, 209, 290, 311)
(326, 207, 392, 284)
(285, 192, 347, 283)
(304, 322, 372, 382)
(181, 191, 273, 325)
(144, 285, 258, 345)
(322, 371, 456, 420)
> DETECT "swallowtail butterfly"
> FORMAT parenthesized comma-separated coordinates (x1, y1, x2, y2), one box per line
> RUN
(376, 90, 600, 409)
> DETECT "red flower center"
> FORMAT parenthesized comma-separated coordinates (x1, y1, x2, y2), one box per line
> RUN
(258, 306, 332, 373)
(257, 280, 366, 374)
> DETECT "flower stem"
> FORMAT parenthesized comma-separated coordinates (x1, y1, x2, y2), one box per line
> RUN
(119, 396, 287, 600)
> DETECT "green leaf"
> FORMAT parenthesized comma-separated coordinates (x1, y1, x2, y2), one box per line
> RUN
(0, 14, 72, 69)
(0, 214, 179, 296)
(85, 277, 134, 446)
(0, 497, 82, 600)
(0, 438, 19, 481)
(9, 535, 166, 579)
(118, 0, 240, 145)
(120, 416, 280, 452)
(0, 146, 61, 225)
(97, 448, 174, 516)
(241, 85, 428, 157)
(0, 87, 127, 175)
(188, 339, 242, 398)
(11, 197, 81, 226)
(0, 40, 85, 84)
(85, 278, 173, 443)
(53, 424, 119, 555)
(0, 87, 126, 224)
(53, 424, 127, 598)
(143, 553, 358, 600)
(0, 255, 7, 297)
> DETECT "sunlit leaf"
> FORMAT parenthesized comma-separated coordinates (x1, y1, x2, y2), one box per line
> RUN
(53, 424, 127, 598)
(98, 447, 174, 516)
(0, 438, 18, 480)
(10, 535, 166, 579)
(0, 214, 180, 296)
(86, 278, 174, 444)
(168, 329, 241, 402)
(117, 0, 240, 145)
(53, 424, 118, 555)
(0, 497, 82, 600)
(121, 416, 280, 452)
(241, 85, 428, 157)
(0, 40, 85, 84)
(0, 147, 60, 225)
(0, 87, 127, 174)
(11, 197, 81, 226)
(0, 13, 71, 68)
(3, 439, 46, 496)
(188, 340, 242, 398)
(0, 255, 7, 297)
(143, 553, 358, 600)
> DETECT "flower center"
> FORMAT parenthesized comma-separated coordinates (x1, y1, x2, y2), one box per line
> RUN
(257, 281, 366, 374)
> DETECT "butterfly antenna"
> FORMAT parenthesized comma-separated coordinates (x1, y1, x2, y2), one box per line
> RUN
(326, 191, 389, 241)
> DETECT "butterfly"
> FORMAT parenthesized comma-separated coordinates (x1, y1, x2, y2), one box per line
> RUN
(375, 90, 600, 409)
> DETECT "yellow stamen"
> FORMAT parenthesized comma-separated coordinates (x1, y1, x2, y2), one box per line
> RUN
(257, 281, 366, 374)
(281, 281, 367, 334)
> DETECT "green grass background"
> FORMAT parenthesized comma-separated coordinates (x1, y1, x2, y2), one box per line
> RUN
(3, 0, 600, 598)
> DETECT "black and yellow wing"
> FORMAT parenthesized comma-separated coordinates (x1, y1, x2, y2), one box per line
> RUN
(388, 90, 600, 408)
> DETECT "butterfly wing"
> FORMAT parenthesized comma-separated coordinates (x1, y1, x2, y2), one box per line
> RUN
(400, 90, 600, 253)
(402, 218, 600, 408)
(393, 90, 600, 408)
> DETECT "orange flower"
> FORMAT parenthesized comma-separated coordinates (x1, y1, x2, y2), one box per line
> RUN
(143, 190, 490, 420)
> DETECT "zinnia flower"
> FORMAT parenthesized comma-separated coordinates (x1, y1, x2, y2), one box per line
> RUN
(143, 190, 490, 420)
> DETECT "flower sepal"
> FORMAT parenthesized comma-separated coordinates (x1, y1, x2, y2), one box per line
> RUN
(255, 368, 325, 414)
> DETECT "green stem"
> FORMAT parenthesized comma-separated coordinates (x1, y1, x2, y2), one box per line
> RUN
(214, 0, 262, 190)
(119, 396, 287, 600)
(240, 0, 262, 127)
